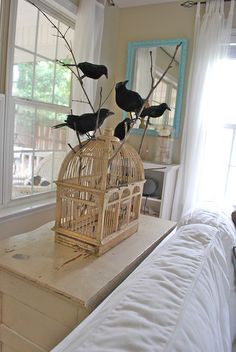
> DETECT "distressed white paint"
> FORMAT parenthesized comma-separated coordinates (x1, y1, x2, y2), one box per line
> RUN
(0, 215, 175, 351)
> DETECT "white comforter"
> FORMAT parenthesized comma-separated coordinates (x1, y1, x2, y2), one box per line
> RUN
(51, 209, 236, 352)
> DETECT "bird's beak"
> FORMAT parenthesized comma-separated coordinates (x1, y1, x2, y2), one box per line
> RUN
(124, 80, 129, 85)
(167, 105, 171, 111)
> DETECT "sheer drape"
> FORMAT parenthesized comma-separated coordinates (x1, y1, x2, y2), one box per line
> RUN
(69, 0, 105, 144)
(171, 0, 234, 220)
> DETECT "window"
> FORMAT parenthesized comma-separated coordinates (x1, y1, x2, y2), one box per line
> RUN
(2, 0, 75, 206)
(221, 59, 236, 207)
(199, 32, 236, 210)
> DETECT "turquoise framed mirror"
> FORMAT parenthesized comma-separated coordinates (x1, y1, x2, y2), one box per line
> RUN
(125, 38, 188, 137)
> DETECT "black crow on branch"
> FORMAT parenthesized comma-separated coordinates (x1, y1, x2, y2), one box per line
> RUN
(140, 103, 171, 118)
(63, 62, 108, 80)
(52, 109, 114, 135)
(114, 118, 133, 141)
(115, 80, 144, 114)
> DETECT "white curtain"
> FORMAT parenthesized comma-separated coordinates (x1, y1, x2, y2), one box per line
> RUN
(171, 0, 234, 220)
(69, 0, 105, 144)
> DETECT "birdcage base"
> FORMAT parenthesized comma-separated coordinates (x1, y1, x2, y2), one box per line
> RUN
(54, 220, 139, 256)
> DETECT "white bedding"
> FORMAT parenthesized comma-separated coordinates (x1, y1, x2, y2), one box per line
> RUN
(51, 209, 236, 352)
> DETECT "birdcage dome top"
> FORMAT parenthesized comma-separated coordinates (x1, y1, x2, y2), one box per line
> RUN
(57, 128, 144, 191)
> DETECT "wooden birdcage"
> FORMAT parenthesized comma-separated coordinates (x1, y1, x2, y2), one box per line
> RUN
(53, 128, 145, 256)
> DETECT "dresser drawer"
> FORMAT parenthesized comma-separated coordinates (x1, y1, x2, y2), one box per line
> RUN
(2, 294, 75, 350)
(0, 324, 47, 352)
(0, 271, 87, 326)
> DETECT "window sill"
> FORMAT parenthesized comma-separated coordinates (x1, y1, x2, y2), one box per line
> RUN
(0, 197, 56, 223)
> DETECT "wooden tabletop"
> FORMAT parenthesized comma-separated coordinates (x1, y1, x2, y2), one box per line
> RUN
(0, 215, 175, 311)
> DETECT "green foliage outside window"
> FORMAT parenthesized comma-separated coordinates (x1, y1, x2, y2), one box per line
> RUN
(13, 61, 71, 106)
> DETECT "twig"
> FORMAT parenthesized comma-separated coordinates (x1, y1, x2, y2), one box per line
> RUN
(146, 43, 182, 101)
(93, 87, 103, 137)
(72, 99, 90, 105)
(150, 51, 155, 89)
(68, 143, 76, 153)
(101, 82, 115, 107)
(138, 117, 150, 153)
(56, 60, 80, 81)
(108, 119, 136, 165)
(74, 121, 82, 147)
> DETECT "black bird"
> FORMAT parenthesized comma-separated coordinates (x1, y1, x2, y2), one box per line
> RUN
(52, 109, 114, 135)
(140, 103, 171, 118)
(114, 118, 133, 141)
(63, 62, 108, 80)
(115, 80, 144, 114)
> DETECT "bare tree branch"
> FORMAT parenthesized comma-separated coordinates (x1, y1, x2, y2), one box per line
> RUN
(93, 87, 103, 137)
(101, 82, 115, 107)
(138, 117, 150, 154)
(72, 99, 90, 105)
(150, 51, 155, 89)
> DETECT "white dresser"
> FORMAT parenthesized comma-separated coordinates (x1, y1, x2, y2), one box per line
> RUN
(0, 215, 175, 352)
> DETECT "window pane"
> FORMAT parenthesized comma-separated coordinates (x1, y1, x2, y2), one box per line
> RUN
(152, 81, 167, 104)
(15, 0, 37, 52)
(10, 1, 74, 202)
(34, 58, 54, 102)
(37, 13, 57, 60)
(13, 151, 34, 198)
(53, 113, 68, 150)
(12, 151, 54, 198)
(225, 167, 236, 206)
(35, 110, 68, 151)
(12, 49, 34, 98)
(34, 151, 66, 189)
(57, 23, 74, 61)
(168, 87, 176, 126)
(35, 109, 55, 150)
(53, 151, 67, 180)
(14, 104, 35, 149)
(54, 64, 72, 106)
(33, 151, 53, 192)
(12, 151, 66, 199)
(170, 87, 177, 109)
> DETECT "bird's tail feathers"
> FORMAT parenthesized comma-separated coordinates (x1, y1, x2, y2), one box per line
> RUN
(62, 63, 76, 67)
(52, 123, 67, 129)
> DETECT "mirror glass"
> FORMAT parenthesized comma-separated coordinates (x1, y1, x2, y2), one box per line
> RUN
(125, 38, 188, 137)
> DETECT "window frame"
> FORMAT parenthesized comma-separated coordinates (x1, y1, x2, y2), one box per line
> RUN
(1, 0, 76, 210)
